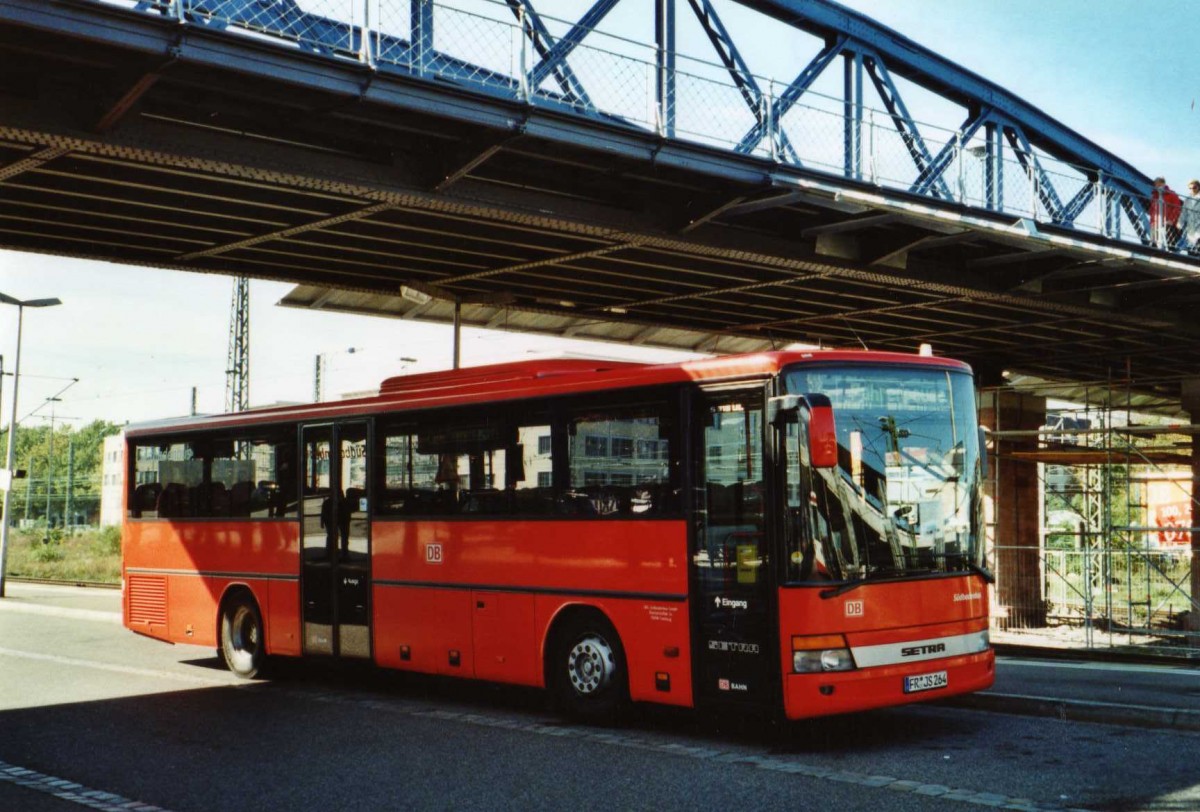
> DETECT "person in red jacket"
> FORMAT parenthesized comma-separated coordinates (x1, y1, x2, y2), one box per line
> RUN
(1150, 176, 1182, 249)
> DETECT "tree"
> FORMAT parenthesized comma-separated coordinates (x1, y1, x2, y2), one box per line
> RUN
(0, 420, 122, 525)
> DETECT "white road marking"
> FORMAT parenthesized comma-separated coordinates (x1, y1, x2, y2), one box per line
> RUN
(0, 643, 1094, 810)
(0, 600, 120, 623)
(0, 759, 179, 812)
(283, 684, 1091, 812)
(0, 647, 235, 687)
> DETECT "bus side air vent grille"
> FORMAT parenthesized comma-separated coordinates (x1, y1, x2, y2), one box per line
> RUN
(128, 575, 168, 626)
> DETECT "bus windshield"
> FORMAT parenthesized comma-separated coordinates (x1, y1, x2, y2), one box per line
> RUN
(781, 364, 984, 585)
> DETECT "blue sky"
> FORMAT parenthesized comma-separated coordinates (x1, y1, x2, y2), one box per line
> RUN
(2, 0, 1197, 427)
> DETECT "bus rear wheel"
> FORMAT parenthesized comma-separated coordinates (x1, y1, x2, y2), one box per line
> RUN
(220, 592, 268, 679)
(550, 616, 628, 721)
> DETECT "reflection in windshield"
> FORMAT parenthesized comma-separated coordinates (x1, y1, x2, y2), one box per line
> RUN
(782, 364, 983, 584)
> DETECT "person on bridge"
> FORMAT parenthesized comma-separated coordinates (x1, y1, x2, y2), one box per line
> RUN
(1150, 176, 1182, 249)
(1177, 179, 1200, 255)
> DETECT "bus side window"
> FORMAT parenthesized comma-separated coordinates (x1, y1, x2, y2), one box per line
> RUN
(377, 428, 442, 517)
(129, 430, 296, 521)
(378, 414, 555, 518)
(567, 400, 675, 518)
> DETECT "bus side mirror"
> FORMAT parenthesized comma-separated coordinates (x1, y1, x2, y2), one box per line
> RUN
(805, 395, 837, 469)
(768, 394, 837, 469)
(978, 426, 990, 477)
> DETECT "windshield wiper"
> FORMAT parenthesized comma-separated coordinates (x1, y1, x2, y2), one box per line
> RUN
(818, 568, 920, 599)
(819, 580, 865, 599)
(819, 563, 990, 599)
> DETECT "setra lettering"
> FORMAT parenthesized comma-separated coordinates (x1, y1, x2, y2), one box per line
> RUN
(901, 643, 946, 657)
(708, 640, 761, 655)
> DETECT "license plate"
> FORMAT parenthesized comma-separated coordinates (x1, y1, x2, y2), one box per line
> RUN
(904, 670, 948, 694)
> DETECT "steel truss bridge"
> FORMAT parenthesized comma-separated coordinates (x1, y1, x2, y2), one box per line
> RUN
(2, 0, 1200, 409)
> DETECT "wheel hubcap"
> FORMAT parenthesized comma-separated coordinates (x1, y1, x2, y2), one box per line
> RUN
(230, 606, 258, 666)
(567, 634, 615, 695)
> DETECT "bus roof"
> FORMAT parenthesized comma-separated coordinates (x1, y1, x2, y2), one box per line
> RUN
(125, 349, 970, 438)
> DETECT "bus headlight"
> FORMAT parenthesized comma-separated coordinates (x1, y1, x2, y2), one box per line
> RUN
(792, 634, 855, 673)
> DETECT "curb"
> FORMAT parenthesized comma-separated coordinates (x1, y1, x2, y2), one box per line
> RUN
(992, 642, 1200, 668)
(939, 691, 1200, 732)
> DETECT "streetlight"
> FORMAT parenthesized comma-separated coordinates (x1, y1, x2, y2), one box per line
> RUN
(0, 292, 62, 599)
(42, 396, 62, 543)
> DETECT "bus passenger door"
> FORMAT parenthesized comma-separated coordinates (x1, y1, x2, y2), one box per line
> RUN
(690, 387, 777, 707)
(300, 422, 372, 660)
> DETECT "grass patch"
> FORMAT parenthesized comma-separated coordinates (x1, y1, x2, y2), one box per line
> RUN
(4, 526, 122, 584)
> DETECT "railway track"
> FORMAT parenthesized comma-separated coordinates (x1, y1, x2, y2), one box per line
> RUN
(6, 576, 119, 590)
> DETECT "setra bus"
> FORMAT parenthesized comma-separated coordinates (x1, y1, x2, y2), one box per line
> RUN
(121, 349, 994, 720)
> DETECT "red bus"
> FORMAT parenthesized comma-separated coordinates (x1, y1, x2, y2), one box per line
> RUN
(122, 349, 994, 720)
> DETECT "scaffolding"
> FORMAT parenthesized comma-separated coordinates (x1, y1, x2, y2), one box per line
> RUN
(984, 384, 1200, 658)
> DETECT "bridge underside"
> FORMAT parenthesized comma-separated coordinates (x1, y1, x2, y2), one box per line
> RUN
(3, 2, 1200, 413)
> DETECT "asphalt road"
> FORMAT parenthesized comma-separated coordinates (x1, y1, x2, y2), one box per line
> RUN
(2, 585, 1199, 811)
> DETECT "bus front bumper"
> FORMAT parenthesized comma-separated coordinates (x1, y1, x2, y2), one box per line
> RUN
(782, 650, 995, 720)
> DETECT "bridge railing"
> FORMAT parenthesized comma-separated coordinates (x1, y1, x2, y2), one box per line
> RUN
(113, 0, 1158, 249)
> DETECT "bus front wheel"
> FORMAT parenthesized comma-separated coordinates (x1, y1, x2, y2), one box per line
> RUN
(550, 615, 628, 720)
(219, 592, 267, 679)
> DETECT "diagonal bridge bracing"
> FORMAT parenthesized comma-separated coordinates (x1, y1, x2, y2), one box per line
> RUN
(3, 0, 1200, 413)
(109, 0, 1156, 243)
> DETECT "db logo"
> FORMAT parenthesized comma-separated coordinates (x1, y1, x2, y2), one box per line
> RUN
(845, 599, 864, 617)
(425, 543, 444, 564)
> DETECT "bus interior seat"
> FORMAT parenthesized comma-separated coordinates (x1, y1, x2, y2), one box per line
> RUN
(132, 482, 162, 517)
(156, 482, 189, 518)
(630, 483, 662, 515)
(585, 485, 629, 517)
(555, 491, 595, 516)
(512, 487, 556, 515)
(190, 481, 229, 517)
(229, 481, 254, 516)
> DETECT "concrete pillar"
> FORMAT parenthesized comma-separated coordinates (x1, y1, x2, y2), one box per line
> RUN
(980, 390, 1047, 629)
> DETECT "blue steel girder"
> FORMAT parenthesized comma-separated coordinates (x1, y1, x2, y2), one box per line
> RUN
(1004, 125, 1068, 224)
(1120, 195, 1152, 244)
(910, 111, 987, 198)
(733, 35, 846, 157)
(685, 0, 800, 163)
(734, 1, 1151, 197)
(843, 49, 863, 179)
(505, 0, 595, 109)
(524, 0, 621, 93)
(125, 0, 1160, 245)
(656, 0, 677, 137)
(1060, 182, 1096, 227)
(861, 51, 953, 201)
(411, 0, 432, 72)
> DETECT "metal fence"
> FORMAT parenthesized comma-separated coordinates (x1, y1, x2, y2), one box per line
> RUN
(992, 543, 1198, 656)
(98, 0, 1166, 248)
